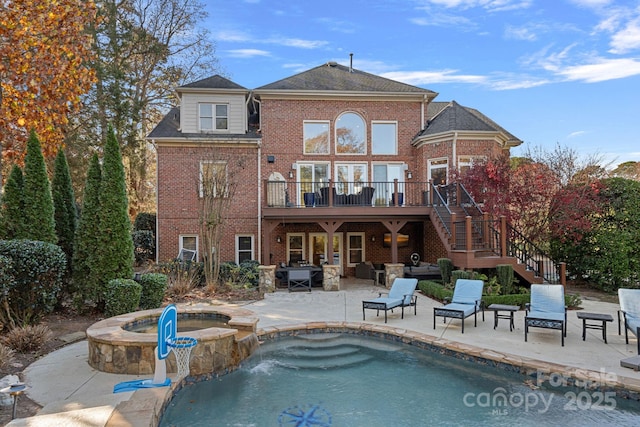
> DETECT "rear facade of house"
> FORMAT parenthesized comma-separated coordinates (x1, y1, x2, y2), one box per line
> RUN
(148, 61, 523, 278)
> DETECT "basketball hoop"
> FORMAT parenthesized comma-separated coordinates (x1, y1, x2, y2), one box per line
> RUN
(167, 336, 197, 378)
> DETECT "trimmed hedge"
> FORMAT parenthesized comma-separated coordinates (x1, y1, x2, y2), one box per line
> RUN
(138, 273, 168, 310)
(104, 278, 142, 317)
(418, 280, 582, 309)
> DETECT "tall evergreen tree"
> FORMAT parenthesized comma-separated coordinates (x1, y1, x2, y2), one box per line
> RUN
(22, 130, 56, 243)
(73, 154, 102, 307)
(1, 165, 26, 239)
(52, 149, 78, 269)
(95, 126, 134, 289)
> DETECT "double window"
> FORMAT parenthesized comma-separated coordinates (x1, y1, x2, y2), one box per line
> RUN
(199, 103, 228, 131)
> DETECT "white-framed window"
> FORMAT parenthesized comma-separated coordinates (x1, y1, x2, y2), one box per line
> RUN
(336, 112, 366, 154)
(347, 232, 365, 267)
(372, 163, 405, 206)
(457, 155, 485, 176)
(429, 158, 448, 186)
(236, 235, 254, 264)
(199, 103, 228, 131)
(335, 163, 367, 195)
(303, 121, 330, 154)
(287, 233, 305, 265)
(178, 235, 198, 261)
(371, 121, 397, 155)
(199, 161, 228, 197)
(298, 162, 329, 195)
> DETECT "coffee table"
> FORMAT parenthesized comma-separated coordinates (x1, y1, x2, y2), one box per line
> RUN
(577, 312, 613, 343)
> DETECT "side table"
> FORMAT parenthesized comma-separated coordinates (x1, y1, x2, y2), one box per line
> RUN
(373, 269, 385, 286)
(577, 312, 613, 343)
(488, 304, 519, 331)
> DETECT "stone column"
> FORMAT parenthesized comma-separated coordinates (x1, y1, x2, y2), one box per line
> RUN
(322, 264, 340, 291)
(259, 265, 276, 294)
(383, 263, 404, 289)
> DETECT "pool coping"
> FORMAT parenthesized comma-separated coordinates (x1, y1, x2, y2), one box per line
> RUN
(111, 321, 640, 426)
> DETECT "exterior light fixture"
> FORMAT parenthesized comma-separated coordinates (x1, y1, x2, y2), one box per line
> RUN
(276, 236, 282, 243)
(407, 171, 413, 179)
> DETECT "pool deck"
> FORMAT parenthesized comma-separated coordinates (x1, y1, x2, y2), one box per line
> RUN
(8, 279, 640, 426)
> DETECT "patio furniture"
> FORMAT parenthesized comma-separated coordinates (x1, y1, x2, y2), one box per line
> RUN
(576, 312, 613, 344)
(524, 284, 567, 346)
(433, 279, 484, 333)
(288, 268, 312, 292)
(619, 288, 640, 353)
(362, 278, 418, 323)
(488, 304, 519, 331)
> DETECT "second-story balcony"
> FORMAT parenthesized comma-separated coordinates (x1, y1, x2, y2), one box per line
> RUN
(263, 179, 438, 219)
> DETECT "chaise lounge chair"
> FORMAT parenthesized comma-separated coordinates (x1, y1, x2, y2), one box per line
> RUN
(619, 288, 640, 354)
(525, 284, 567, 346)
(433, 279, 484, 333)
(362, 278, 418, 323)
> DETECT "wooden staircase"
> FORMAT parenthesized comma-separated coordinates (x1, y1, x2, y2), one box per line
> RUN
(428, 184, 565, 286)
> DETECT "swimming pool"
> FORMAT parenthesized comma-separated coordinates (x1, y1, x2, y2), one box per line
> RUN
(159, 332, 640, 426)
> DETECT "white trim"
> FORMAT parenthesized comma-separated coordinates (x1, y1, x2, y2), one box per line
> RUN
(235, 234, 255, 264)
(303, 120, 331, 155)
(371, 121, 398, 155)
(346, 232, 365, 267)
(178, 234, 198, 261)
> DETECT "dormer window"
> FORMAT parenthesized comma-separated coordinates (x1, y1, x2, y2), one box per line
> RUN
(199, 103, 228, 131)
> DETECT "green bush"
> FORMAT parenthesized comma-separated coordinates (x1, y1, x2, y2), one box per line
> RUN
(132, 230, 155, 265)
(133, 212, 156, 233)
(437, 258, 453, 285)
(418, 280, 453, 302)
(138, 273, 167, 310)
(451, 270, 472, 284)
(496, 264, 516, 294)
(0, 240, 66, 325)
(219, 260, 260, 288)
(104, 278, 142, 317)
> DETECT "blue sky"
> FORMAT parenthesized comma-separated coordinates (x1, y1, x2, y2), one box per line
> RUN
(204, 0, 640, 167)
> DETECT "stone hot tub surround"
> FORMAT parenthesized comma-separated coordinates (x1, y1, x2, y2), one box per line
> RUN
(86, 304, 259, 376)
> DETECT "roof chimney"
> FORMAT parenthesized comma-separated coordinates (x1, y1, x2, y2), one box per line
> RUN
(349, 53, 353, 72)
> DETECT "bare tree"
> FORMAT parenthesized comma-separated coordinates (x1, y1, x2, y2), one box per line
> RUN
(198, 154, 247, 289)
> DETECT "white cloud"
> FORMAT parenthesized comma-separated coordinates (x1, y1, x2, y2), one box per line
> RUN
(505, 24, 538, 41)
(419, 0, 532, 12)
(268, 38, 329, 49)
(410, 14, 473, 27)
(225, 49, 271, 58)
(381, 69, 486, 85)
(558, 57, 640, 82)
(567, 130, 587, 138)
(213, 30, 251, 42)
(609, 18, 640, 54)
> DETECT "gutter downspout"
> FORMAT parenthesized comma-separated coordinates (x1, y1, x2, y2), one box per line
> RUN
(452, 131, 458, 170)
(257, 143, 262, 263)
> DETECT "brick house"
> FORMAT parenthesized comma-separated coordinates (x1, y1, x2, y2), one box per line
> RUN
(148, 62, 531, 279)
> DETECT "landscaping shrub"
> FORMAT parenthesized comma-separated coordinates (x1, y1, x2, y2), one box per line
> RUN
(134, 212, 156, 233)
(132, 230, 155, 266)
(3, 324, 53, 352)
(0, 343, 15, 371)
(418, 280, 453, 302)
(219, 260, 260, 289)
(437, 258, 453, 285)
(138, 273, 167, 310)
(156, 260, 204, 298)
(451, 269, 472, 284)
(496, 264, 515, 294)
(0, 240, 66, 326)
(104, 278, 142, 317)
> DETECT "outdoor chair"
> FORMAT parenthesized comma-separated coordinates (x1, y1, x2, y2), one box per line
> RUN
(525, 284, 567, 346)
(362, 278, 418, 323)
(619, 288, 640, 354)
(433, 279, 484, 333)
(288, 268, 312, 292)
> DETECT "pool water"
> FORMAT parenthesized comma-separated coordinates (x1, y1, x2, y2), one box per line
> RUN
(159, 333, 640, 427)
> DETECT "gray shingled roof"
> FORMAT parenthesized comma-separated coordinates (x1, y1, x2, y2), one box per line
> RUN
(420, 101, 521, 144)
(178, 75, 248, 91)
(147, 107, 260, 140)
(255, 62, 437, 95)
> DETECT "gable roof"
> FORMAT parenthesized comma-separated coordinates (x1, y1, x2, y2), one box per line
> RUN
(177, 75, 248, 91)
(417, 101, 521, 147)
(254, 62, 437, 97)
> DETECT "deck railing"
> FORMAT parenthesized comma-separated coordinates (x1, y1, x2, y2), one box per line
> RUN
(265, 179, 433, 208)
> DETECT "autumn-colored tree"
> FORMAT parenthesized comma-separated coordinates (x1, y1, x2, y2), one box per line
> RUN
(611, 161, 640, 181)
(0, 1, 97, 163)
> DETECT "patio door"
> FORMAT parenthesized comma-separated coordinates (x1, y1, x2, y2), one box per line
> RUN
(373, 163, 404, 206)
(309, 233, 343, 275)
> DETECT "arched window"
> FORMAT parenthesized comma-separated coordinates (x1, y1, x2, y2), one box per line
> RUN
(335, 112, 365, 154)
